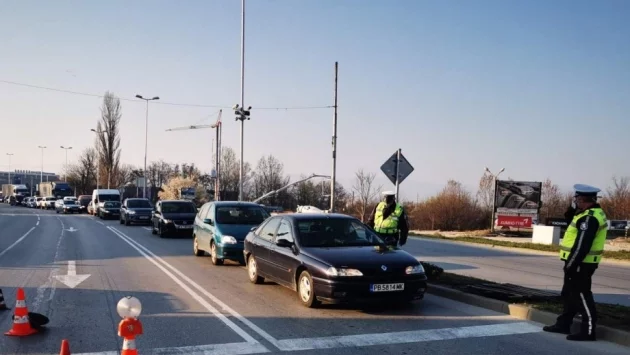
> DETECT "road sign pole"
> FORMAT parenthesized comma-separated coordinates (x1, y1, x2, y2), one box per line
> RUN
(395, 149, 401, 201)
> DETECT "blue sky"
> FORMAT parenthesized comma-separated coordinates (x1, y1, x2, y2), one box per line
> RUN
(1, 0, 629, 200)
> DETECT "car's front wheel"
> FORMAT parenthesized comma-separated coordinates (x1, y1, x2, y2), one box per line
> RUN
(247, 255, 263, 284)
(297, 271, 319, 308)
(210, 242, 223, 265)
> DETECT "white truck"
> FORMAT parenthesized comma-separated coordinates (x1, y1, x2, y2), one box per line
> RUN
(91, 189, 121, 215)
(2, 184, 30, 204)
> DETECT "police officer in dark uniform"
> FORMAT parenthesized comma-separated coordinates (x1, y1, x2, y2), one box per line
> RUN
(367, 191, 409, 247)
(543, 184, 607, 341)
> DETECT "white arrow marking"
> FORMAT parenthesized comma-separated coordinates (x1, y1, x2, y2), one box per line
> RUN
(65, 227, 78, 232)
(54, 261, 90, 288)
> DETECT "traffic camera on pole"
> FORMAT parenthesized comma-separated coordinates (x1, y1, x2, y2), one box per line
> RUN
(233, 104, 251, 121)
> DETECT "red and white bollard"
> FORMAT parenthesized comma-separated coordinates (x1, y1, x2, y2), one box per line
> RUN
(117, 296, 143, 355)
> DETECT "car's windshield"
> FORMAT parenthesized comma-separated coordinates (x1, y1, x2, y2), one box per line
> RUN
(104, 202, 121, 208)
(296, 218, 384, 248)
(46, 197, 56, 201)
(215, 206, 269, 225)
(127, 199, 152, 208)
(64, 200, 77, 205)
(161, 202, 196, 213)
(98, 194, 119, 202)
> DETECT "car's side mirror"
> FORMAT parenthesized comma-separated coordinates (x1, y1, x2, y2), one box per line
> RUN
(203, 218, 214, 226)
(250, 227, 257, 232)
(276, 238, 293, 248)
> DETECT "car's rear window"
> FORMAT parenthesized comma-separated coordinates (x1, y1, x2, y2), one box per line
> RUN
(127, 199, 152, 208)
(161, 202, 196, 213)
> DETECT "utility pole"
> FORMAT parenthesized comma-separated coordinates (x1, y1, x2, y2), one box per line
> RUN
(485, 167, 505, 233)
(330, 62, 338, 212)
(135, 94, 160, 198)
(237, 0, 247, 201)
(38, 146, 46, 185)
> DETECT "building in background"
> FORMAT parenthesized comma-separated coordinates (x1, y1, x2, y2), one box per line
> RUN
(0, 170, 60, 189)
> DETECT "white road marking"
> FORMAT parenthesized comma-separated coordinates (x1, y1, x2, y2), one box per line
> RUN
(36, 221, 39, 226)
(275, 322, 542, 351)
(74, 341, 269, 355)
(143, 227, 152, 231)
(107, 227, 263, 346)
(54, 260, 91, 288)
(109, 227, 282, 349)
(33, 217, 65, 311)
(96, 221, 105, 225)
(0, 227, 36, 259)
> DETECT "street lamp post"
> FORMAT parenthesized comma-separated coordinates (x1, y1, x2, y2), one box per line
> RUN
(234, 0, 247, 201)
(38, 146, 47, 185)
(135, 94, 160, 199)
(60, 146, 72, 182)
(485, 167, 505, 234)
(6, 153, 13, 184)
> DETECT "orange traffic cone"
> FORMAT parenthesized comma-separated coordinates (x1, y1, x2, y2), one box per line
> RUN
(59, 339, 71, 355)
(0, 289, 9, 311)
(4, 288, 38, 336)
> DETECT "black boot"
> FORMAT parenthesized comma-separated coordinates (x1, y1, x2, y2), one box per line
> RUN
(543, 324, 571, 334)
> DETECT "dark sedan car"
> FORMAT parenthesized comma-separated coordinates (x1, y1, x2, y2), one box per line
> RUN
(243, 213, 428, 308)
(151, 200, 196, 238)
(99, 201, 121, 219)
(120, 198, 153, 225)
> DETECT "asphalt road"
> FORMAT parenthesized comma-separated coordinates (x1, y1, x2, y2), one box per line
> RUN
(0, 203, 627, 354)
(404, 236, 630, 306)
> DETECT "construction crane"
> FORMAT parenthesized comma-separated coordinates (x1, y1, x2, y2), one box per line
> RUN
(166, 110, 222, 200)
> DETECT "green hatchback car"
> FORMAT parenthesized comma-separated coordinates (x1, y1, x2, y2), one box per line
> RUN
(193, 201, 270, 265)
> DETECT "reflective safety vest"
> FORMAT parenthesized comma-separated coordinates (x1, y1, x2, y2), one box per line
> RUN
(374, 202, 403, 234)
(559, 207, 608, 264)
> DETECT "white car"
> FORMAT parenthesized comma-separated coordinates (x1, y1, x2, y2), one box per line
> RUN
(42, 196, 57, 209)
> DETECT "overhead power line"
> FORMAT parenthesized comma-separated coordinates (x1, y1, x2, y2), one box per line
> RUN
(0, 79, 334, 110)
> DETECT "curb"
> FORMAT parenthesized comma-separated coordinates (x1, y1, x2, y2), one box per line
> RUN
(411, 235, 630, 266)
(426, 283, 630, 348)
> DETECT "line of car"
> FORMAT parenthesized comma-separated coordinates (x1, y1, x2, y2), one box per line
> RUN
(22, 194, 429, 309)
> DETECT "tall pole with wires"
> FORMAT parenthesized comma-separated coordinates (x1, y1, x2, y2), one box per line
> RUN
(135, 94, 160, 198)
(330, 62, 338, 212)
(238, 0, 246, 201)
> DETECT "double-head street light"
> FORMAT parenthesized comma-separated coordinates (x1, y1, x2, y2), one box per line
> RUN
(233, 104, 251, 201)
(485, 166, 505, 233)
(135, 94, 160, 199)
(6, 153, 13, 184)
(38, 146, 47, 184)
(60, 146, 72, 182)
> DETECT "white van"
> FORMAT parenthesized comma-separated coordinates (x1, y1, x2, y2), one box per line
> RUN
(91, 189, 121, 215)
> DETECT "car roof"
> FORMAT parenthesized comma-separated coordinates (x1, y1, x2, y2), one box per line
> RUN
(126, 198, 149, 200)
(281, 213, 355, 221)
(213, 201, 264, 207)
(160, 200, 194, 203)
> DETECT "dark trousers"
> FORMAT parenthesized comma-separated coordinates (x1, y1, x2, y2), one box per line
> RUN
(377, 232, 399, 246)
(556, 262, 598, 335)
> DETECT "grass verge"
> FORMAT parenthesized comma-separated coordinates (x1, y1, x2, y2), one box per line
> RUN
(414, 233, 630, 261)
(420, 263, 630, 331)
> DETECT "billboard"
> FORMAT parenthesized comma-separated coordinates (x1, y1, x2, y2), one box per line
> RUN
(497, 215, 533, 228)
(495, 180, 542, 214)
(180, 187, 196, 200)
(608, 220, 628, 231)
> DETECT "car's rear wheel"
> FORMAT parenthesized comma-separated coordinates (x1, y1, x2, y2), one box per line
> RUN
(297, 271, 319, 308)
(247, 255, 263, 284)
(210, 242, 223, 265)
(193, 236, 204, 257)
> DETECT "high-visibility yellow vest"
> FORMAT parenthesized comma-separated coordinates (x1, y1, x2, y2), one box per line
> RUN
(374, 202, 403, 234)
(559, 207, 607, 263)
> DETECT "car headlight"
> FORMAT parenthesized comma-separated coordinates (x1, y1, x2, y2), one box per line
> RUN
(162, 219, 172, 223)
(221, 235, 237, 244)
(325, 267, 363, 277)
(127, 210, 136, 215)
(405, 264, 425, 275)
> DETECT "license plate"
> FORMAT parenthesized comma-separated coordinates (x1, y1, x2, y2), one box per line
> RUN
(139, 216, 149, 219)
(177, 225, 193, 229)
(370, 283, 404, 292)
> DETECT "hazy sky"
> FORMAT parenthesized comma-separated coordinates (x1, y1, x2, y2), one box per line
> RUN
(1, 0, 629, 200)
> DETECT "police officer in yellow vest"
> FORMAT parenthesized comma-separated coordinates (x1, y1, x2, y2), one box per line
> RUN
(543, 184, 607, 341)
(367, 191, 409, 247)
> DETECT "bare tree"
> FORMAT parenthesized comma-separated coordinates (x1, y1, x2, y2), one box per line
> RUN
(66, 148, 97, 195)
(251, 155, 291, 206)
(113, 164, 136, 188)
(601, 176, 630, 219)
(219, 147, 252, 200)
(540, 178, 566, 221)
(351, 169, 381, 222)
(96, 91, 122, 189)
(146, 160, 176, 188)
(476, 172, 494, 213)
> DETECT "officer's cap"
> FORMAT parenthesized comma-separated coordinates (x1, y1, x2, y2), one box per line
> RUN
(573, 184, 601, 198)
(382, 191, 396, 196)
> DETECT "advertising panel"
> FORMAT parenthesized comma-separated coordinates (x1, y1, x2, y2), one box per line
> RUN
(608, 220, 629, 231)
(497, 215, 533, 228)
(495, 180, 542, 214)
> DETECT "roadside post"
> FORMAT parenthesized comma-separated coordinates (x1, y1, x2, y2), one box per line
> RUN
(117, 296, 143, 355)
(380, 149, 415, 202)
